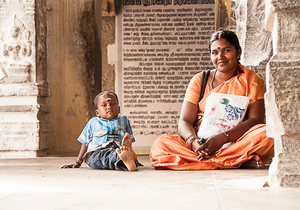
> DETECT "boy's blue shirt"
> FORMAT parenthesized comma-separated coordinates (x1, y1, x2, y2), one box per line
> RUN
(77, 115, 135, 152)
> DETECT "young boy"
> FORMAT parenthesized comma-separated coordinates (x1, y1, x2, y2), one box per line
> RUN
(61, 90, 139, 171)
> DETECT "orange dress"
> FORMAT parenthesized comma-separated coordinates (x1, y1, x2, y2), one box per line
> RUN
(150, 65, 274, 170)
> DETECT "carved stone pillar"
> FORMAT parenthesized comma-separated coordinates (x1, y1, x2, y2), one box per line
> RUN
(215, 0, 230, 30)
(101, 0, 117, 92)
(229, 0, 272, 80)
(217, 0, 272, 80)
(0, 0, 49, 157)
(265, 0, 300, 187)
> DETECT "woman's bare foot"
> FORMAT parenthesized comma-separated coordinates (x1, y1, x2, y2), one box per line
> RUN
(122, 133, 138, 160)
(240, 155, 264, 169)
(116, 148, 137, 171)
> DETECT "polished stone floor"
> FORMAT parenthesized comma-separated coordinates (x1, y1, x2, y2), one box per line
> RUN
(1, 156, 300, 210)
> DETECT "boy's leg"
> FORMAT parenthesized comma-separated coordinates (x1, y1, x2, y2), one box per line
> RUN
(88, 146, 128, 171)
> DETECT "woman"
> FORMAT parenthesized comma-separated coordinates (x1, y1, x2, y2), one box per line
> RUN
(150, 30, 274, 170)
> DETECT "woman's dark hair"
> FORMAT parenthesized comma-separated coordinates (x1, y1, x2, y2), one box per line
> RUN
(94, 90, 119, 109)
(209, 29, 241, 52)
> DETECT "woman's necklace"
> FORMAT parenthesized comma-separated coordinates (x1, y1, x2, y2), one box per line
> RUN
(210, 69, 239, 91)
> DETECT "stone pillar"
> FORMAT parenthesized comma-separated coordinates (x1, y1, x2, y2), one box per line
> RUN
(230, 0, 273, 80)
(265, 0, 300, 188)
(215, 0, 231, 30)
(0, 0, 49, 157)
(217, 0, 273, 79)
(101, 0, 117, 92)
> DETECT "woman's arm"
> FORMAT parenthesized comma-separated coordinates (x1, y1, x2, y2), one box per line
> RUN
(178, 101, 198, 140)
(178, 101, 205, 154)
(196, 99, 265, 159)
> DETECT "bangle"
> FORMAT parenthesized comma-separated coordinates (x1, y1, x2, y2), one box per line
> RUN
(76, 159, 83, 166)
(223, 131, 229, 142)
(185, 135, 199, 150)
(223, 131, 229, 137)
(185, 135, 195, 142)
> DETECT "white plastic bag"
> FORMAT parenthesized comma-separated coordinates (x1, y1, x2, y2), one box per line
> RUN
(197, 92, 249, 149)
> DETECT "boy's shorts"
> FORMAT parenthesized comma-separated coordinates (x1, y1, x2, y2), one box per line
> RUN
(88, 145, 128, 171)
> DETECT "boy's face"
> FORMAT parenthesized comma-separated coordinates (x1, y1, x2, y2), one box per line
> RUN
(95, 93, 120, 119)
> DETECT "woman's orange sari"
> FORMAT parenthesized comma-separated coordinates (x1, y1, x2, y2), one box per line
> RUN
(150, 65, 274, 170)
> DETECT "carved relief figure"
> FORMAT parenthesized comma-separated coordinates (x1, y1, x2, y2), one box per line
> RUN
(252, 0, 272, 57)
(0, 15, 32, 83)
(233, 0, 272, 65)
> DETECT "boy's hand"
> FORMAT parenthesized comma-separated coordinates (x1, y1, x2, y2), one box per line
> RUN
(60, 162, 80, 169)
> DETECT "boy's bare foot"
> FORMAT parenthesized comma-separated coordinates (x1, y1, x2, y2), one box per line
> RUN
(122, 133, 138, 160)
(116, 148, 137, 171)
(240, 155, 264, 169)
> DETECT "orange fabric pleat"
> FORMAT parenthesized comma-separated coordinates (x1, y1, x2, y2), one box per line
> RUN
(150, 124, 274, 170)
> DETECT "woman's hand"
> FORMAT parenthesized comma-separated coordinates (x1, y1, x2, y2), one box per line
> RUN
(195, 133, 228, 160)
(60, 162, 81, 169)
(190, 138, 215, 160)
(191, 139, 202, 156)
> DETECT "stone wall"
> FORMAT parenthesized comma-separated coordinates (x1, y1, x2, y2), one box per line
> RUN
(46, 0, 117, 156)
(46, 0, 95, 156)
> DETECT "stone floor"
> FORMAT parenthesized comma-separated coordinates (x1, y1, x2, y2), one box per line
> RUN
(1, 155, 300, 210)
